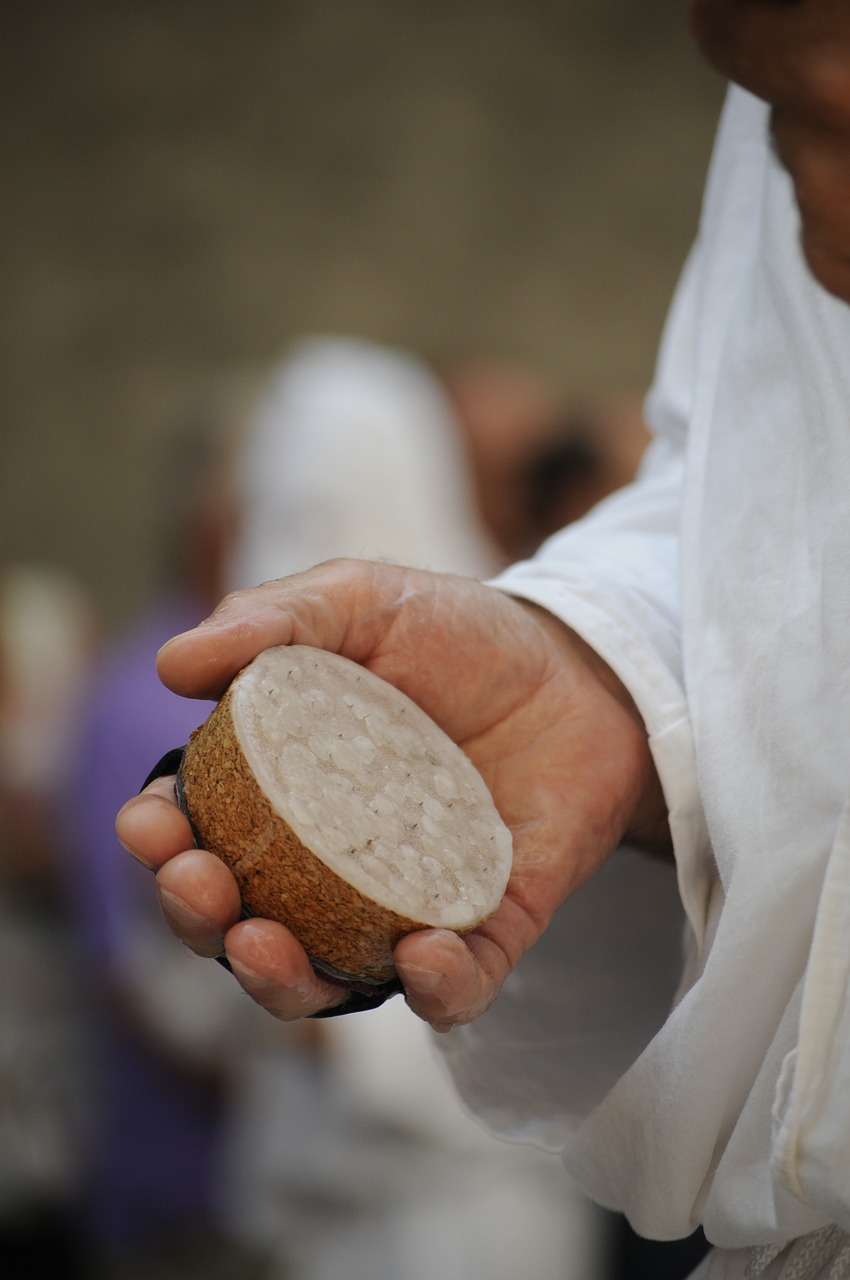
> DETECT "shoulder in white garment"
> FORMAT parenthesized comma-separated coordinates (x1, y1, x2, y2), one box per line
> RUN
(437, 83, 850, 1255)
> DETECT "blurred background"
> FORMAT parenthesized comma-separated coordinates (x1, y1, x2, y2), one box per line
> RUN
(0, 1, 724, 1278)
(0, 0, 721, 627)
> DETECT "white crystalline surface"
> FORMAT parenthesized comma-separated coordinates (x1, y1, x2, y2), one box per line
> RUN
(230, 645, 513, 929)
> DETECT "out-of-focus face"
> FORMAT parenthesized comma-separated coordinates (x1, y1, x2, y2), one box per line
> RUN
(0, 565, 96, 880)
(531, 395, 650, 541)
(444, 361, 568, 561)
(446, 362, 649, 561)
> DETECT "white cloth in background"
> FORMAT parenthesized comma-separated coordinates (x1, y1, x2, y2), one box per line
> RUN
(438, 85, 850, 1278)
(230, 336, 501, 589)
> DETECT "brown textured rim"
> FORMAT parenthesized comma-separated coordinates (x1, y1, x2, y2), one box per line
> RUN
(140, 745, 402, 1012)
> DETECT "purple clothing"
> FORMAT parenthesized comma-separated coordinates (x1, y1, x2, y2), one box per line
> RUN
(64, 596, 219, 1248)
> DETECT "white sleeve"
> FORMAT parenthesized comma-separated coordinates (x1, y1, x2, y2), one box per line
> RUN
(444, 88, 850, 1247)
(436, 246, 710, 1161)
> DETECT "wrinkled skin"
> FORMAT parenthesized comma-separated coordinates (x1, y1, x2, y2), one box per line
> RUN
(690, 0, 850, 303)
(116, 562, 667, 1030)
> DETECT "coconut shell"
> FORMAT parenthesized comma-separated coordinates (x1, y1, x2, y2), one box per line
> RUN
(179, 645, 513, 984)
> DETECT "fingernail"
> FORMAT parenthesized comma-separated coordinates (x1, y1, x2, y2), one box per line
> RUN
(400, 962, 444, 993)
(117, 837, 155, 871)
(228, 955, 313, 999)
(228, 957, 276, 991)
(157, 606, 236, 659)
(156, 630, 198, 658)
(228, 958, 322, 1014)
(156, 885, 210, 929)
(198, 596, 244, 627)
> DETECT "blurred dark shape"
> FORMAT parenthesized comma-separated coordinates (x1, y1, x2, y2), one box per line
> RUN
(0, 563, 97, 1276)
(523, 399, 647, 540)
(61, 387, 279, 1278)
(442, 360, 650, 561)
(605, 1213, 712, 1279)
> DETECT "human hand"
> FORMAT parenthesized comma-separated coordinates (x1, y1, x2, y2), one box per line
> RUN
(116, 559, 667, 1031)
(689, 0, 850, 303)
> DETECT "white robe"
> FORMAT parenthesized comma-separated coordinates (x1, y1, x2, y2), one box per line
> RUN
(438, 85, 850, 1272)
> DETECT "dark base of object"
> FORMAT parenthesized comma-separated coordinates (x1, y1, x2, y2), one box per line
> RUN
(606, 1211, 712, 1280)
(0, 1206, 92, 1276)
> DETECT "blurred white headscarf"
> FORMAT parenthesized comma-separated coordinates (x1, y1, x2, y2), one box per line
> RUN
(228, 336, 502, 590)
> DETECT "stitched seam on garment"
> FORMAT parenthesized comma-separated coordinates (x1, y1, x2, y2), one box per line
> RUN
(746, 1227, 850, 1278)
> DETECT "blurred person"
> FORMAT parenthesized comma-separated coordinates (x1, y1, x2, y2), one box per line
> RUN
(117, 4, 850, 1278)
(61, 388, 303, 1279)
(520, 393, 650, 542)
(230, 334, 648, 590)
(441, 361, 649, 561)
(0, 562, 96, 1274)
(228, 336, 505, 591)
(0, 563, 96, 885)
